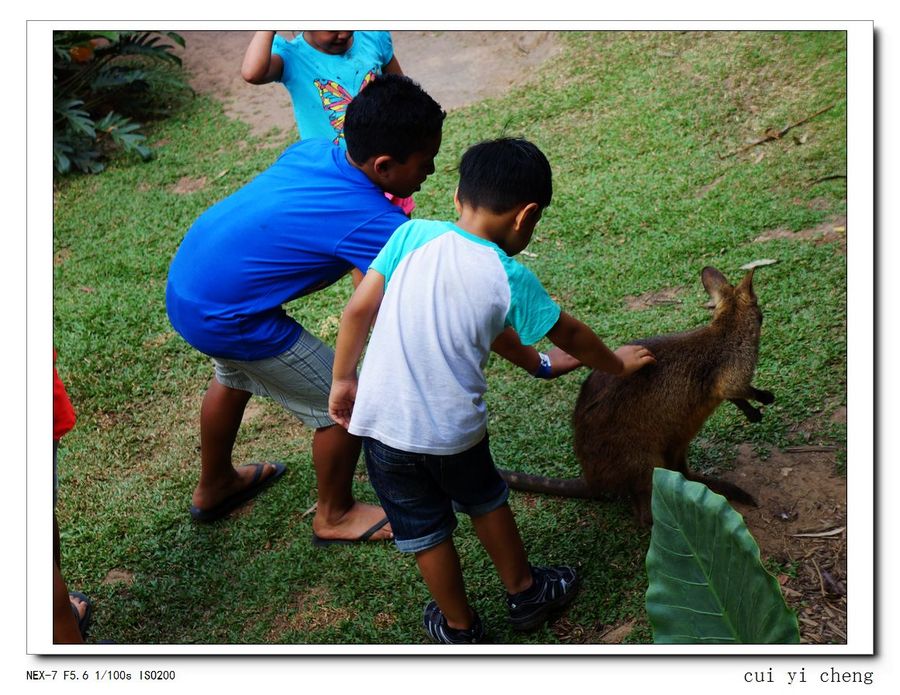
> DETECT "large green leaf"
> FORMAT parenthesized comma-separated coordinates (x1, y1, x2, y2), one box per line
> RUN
(55, 99, 95, 137)
(645, 468, 800, 644)
(91, 67, 150, 91)
(116, 32, 183, 65)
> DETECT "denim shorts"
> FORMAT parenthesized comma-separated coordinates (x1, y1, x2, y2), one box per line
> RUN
(212, 330, 335, 429)
(363, 435, 509, 554)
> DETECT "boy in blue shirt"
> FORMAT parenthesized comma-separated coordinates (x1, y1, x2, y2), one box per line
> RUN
(166, 75, 445, 540)
(329, 138, 656, 642)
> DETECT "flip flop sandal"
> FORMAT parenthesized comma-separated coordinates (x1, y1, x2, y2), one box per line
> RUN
(189, 462, 287, 523)
(69, 591, 93, 639)
(311, 515, 390, 547)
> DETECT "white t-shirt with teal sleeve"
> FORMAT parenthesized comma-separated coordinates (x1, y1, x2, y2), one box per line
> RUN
(347, 220, 561, 455)
(272, 31, 394, 144)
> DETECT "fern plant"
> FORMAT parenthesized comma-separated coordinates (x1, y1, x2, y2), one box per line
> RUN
(53, 31, 187, 175)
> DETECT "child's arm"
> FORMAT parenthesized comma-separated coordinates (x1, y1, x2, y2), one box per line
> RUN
(329, 270, 386, 429)
(383, 56, 403, 75)
(546, 312, 656, 377)
(381, 31, 403, 75)
(241, 31, 285, 84)
(491, 327, 582, 377)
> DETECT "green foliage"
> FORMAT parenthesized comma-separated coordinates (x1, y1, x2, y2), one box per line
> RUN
(646, 468, 800, 644)
(53, 31, 188, 175)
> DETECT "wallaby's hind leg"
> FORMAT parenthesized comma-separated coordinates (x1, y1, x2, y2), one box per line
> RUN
(674, 446, 759, 509)
(632, 450, 691, 527)
(629, 464, 656, 527)
(632, 489, 653, 528)
(665, 447, 689, 475)
(687, 470, 759, 508)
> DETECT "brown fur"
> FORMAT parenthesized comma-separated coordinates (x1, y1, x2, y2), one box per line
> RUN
(500, 266, 773, 526)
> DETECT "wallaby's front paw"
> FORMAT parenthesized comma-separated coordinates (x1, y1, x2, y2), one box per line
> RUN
(730, 397, 763, 422)
(756, 389, 775, 404)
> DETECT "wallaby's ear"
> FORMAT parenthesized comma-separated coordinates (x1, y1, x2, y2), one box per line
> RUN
(737, 268, 757, 301)
(701, 266, 731, 304)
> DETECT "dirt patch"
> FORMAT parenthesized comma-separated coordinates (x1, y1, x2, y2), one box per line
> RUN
(373, 612, 398, 630)
(142, 331, 174, 349)
(553, 617, 636, 644)
(240, 400, 265, 424)
(753, 214, 847, 253)
(54, 248, 71, 267)
(170, 175, 208, 195)
(266, 587, 357, 640)
(598, 620, 637, 643)
(237, 398, 309, 439)
(623, 286, 686, 311)
(315, 314, 341, 343)
(102, 569, 135, 586)
(175, 30, 563, 137)
(806, 196, 832, 211)
(722, 443, 847, 644)
(393, 30, 562, 111)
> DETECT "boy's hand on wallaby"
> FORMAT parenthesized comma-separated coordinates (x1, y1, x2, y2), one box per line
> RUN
(328, 378, 358, 429)
(546, 347, 583, 377)
(614, 344, 656, 376)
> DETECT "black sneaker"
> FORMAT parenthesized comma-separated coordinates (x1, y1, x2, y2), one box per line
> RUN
(422, 600, 486, 644)
(507, 565, 580, 631)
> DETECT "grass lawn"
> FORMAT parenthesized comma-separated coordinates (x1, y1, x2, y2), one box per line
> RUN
(52, 30, 847, 645)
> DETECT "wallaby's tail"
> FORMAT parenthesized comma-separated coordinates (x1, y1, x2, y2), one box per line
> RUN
(497, 469, 595, 499)
(687, 472, 758, 507)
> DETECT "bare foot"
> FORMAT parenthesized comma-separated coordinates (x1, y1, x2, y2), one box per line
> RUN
(191, 462, 282, 511)
(312, 501, 393, 542)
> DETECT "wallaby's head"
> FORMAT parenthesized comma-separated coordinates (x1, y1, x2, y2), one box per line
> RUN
(701, 265, 763, 343)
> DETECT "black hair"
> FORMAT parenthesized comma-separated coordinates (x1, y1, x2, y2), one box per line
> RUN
(456, 138, 552, 214)
(344, 74, 446, 164)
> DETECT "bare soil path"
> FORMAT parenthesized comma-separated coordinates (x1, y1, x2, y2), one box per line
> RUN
(175, 30, 562, 136)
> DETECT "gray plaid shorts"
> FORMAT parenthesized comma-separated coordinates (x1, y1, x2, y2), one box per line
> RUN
(212, 330, 336, 429)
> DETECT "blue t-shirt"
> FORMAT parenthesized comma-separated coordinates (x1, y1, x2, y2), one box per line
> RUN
(165, 138, 409, 360)
(272, 31, 394, 145)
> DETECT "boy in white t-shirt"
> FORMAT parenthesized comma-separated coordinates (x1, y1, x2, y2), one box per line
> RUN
(329, 138, 656, 644)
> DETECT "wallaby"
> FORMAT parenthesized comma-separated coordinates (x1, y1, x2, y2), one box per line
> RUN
(500, 266, 774, 526)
